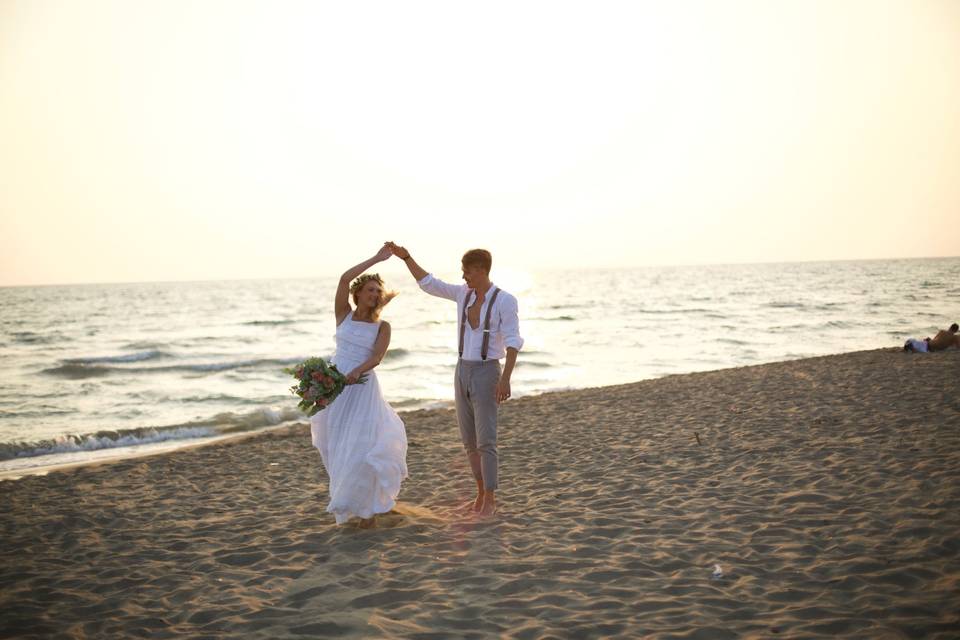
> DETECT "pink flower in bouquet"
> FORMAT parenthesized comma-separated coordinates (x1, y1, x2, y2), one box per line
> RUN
(285, 357, 354, 417)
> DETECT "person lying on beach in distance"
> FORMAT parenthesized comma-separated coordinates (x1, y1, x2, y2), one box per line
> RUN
(903, 323, 958, 353)
(927, 323, 959, 351)
(903, 338, 931, 353)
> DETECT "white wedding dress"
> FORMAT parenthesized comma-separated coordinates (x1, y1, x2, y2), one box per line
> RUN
(310, 311, 408, 524)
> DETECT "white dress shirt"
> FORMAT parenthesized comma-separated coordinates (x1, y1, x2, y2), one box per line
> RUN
(418, 274, 524, 361)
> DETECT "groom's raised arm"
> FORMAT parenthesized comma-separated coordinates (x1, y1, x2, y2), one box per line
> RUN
(385, 242, 460, 301)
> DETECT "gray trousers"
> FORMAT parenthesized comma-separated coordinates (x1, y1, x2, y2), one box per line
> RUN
(454, 359, 501, 491)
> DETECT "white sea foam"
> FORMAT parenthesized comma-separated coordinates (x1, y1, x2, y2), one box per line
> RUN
(0, 407, 303, 461)
(3, 427, 217, 460)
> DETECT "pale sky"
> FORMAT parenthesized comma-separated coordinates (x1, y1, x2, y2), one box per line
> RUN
(1, 0, 958, 286)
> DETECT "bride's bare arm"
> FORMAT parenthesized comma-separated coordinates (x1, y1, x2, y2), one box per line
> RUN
(335, 246, 393, 323)
(345, 322, 392, 383)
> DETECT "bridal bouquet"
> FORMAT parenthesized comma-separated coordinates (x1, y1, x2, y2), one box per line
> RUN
(284, 357, 365, 416)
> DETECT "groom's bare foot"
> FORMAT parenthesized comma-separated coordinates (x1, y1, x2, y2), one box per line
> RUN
(472, 478, 486, 512)
(479, 491, 497, 516)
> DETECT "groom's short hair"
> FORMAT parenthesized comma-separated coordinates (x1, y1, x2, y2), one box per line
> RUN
(462, 249, 492, 274)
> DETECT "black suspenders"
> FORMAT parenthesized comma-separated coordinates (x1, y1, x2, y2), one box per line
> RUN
(458, 287, 501, 360)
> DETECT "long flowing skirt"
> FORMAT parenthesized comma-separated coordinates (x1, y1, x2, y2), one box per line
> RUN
(310, 371, 408, 524)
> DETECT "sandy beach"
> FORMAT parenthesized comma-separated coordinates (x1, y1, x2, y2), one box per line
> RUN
(2, 348, 959, 639)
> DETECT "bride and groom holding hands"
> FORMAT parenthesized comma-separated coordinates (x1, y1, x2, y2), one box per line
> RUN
(308, 242, 523, 524)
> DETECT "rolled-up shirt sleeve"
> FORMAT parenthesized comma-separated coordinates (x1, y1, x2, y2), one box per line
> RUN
(417, 274, 461, 301)
(499, 293, 524, 352)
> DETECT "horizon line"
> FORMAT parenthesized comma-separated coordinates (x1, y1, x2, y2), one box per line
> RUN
(2, 254, 958, 289)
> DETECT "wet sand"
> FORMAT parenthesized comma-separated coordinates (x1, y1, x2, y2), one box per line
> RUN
(2, 348, 959, 638)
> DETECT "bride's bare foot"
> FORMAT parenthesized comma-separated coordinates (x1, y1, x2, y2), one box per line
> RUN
(357, 516, 377, 529)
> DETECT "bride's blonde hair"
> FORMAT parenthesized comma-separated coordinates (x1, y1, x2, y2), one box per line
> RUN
(350, 273, 397, 319)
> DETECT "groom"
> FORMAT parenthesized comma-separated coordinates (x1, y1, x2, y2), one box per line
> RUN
(386, 242, 523, 516)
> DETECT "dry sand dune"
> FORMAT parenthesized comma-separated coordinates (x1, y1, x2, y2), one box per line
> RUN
(2, 348, 959, 638)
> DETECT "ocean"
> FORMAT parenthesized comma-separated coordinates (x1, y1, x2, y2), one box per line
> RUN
(1, 257, 957, 477)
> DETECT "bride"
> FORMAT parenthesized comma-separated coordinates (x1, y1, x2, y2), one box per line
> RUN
(310, 246, 408, 525)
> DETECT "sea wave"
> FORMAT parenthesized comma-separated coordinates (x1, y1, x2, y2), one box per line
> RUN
(716, 337, 750, 346)
(121, 341, 169, 351)
(242, 319, 296, 326)
(0, 408, 76, 419)
(42, 357, 305, 378)
(64, 350, 171, 365)
(548, 303, 591, 310)
(41, 364, 112, 379)
(11, 331, 63, 345)
(823, 320, 854, 329)
(0, 406, 302, 461)
(165, 358, 303, 373)
(169, 393, 261, 404)
(182, 406, 302, 432)
(0, 426, 218, 460)
(519, 360, 554, 368)
(636, 307, 712, 315)
(391, 398, 455, 411)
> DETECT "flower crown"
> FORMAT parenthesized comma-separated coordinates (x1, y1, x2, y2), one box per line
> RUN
(350, 273, 384, 296)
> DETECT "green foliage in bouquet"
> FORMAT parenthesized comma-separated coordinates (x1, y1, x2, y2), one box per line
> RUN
(284, 357, 365, 416)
